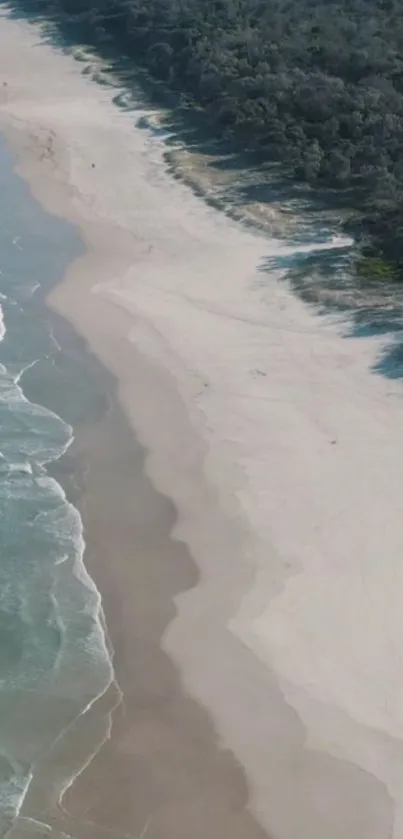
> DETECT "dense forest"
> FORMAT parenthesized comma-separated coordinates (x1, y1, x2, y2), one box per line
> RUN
(9, 0, 403, 275)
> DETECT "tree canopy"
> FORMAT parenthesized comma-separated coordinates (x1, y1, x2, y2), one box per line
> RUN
(11, 0, 403, 274)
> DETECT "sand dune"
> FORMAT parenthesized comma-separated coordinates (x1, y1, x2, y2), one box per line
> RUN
(0, 9, 402, 837)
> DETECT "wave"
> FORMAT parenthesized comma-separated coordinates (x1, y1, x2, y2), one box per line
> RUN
(0, 296, 116, 833)
(0, 303, 5, 343)
(270, 232, 353, 258)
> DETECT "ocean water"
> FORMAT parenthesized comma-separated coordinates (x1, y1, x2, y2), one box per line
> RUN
(0, 138, 114, 836)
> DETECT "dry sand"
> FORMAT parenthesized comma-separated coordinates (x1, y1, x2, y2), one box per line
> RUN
(0, 8, 403, 838)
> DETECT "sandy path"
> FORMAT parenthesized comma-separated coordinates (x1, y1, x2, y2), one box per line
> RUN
(0, 8, 402, 837)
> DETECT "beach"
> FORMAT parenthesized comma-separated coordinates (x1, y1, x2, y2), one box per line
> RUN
(0, 7, 403, 838)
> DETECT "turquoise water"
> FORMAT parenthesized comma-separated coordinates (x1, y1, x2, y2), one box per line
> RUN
(0, 138, 114, 835)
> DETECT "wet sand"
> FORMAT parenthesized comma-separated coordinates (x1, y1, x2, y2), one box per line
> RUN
(0, 8, 402, 839)
(14, 274, 271, 839)
(63, 385, 270, 839)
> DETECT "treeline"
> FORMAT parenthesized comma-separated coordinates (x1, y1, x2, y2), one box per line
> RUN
(10, 0, 403, 274)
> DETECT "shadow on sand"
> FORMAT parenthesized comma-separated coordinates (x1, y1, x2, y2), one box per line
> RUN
(3, 0, 403, 379)
(259, 241, 403, 378)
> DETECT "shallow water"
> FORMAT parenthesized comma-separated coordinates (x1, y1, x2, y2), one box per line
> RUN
(0, 137, 114, 836)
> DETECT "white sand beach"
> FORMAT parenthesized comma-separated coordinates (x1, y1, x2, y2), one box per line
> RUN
(1, 9, 403, 837)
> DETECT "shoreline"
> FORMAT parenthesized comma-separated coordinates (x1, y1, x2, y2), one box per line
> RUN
(1, 8, 403, 838)
(0, 11, 279, 839)
(29, 297, 268, 839)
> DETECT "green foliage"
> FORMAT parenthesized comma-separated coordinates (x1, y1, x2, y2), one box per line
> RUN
(356, 256, 400, 282)
(10, 0, 403, 266)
